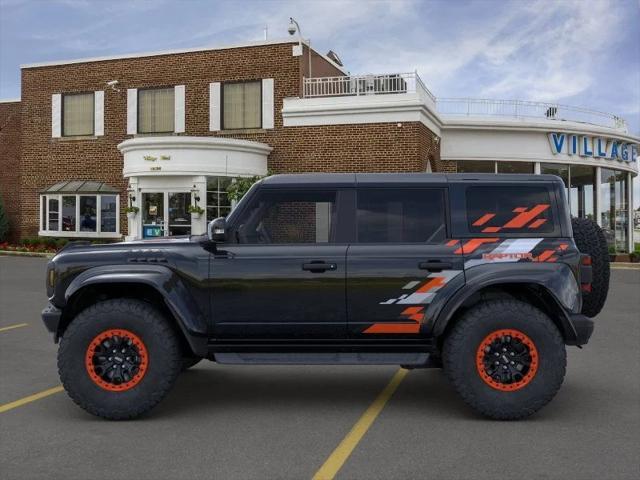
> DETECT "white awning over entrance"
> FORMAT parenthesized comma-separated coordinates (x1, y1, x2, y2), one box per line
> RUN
(118, 136, 271, 178)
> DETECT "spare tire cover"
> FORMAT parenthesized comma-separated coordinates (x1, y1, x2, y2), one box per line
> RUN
(571, 217, 610, 317)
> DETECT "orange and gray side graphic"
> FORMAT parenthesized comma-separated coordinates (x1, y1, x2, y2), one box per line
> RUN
(364, 270, 463, 334)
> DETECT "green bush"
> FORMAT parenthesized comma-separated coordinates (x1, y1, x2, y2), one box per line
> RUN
(226, 172, 272, 203)
(0, 195, 9, 242)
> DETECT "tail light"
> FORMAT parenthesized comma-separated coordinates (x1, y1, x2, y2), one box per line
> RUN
(579, 254, 592, 293)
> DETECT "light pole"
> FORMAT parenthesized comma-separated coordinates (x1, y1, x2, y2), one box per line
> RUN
(288, 17, 312, 91)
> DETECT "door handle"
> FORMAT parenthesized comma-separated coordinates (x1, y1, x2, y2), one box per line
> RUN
(418, 261, 452, 272)
(302, 262, 337, 272)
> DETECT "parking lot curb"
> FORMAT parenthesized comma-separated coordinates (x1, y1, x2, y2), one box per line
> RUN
(611, 262, 640, 270)
(0, 250, 55, 259)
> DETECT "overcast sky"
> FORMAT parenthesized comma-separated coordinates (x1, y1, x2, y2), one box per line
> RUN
(1, 0, 639, 204)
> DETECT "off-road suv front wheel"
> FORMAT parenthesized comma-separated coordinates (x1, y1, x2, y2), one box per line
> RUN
(443, 299, 566, 420)
(58, 298, 182, 420)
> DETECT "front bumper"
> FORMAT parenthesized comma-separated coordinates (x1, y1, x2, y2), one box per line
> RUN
(41, 302, 62, 341)
(567, 313, 594, 346)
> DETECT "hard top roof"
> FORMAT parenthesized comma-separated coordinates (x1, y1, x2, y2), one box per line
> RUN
(261, 172, 562, 187)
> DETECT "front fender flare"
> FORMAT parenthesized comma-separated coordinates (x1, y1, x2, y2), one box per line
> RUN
(65, 264, 208, 355)
(429, 262, 581, 343)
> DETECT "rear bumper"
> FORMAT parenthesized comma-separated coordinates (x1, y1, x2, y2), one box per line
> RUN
(567, 313, 594, 346)
(41, 302, 62, 341)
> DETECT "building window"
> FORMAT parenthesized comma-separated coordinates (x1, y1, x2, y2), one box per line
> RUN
(356, 188, 446, 243)
(62, 92, 94, 136)
(40, 193, 120, 237)
(138, 87, 175, 133)
(568, 165, 596, 220)
(497, 162, 535, 174)
(223, 81, 261, 129)
(456, 160, 495, 173)
(206, 177, 234, 221)
(601, 168, 629, 253)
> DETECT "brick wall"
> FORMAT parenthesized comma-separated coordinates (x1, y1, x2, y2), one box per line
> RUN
(15, 41, 440, 240)
(0, 101, 21, 242)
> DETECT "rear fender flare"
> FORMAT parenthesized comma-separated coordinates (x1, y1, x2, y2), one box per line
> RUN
(430, 263, 580, 342)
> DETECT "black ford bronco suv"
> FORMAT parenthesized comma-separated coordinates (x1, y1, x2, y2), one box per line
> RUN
(42, 173, 609, 420)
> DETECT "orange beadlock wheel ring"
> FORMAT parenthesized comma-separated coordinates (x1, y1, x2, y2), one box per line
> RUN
(476, 329, 538, 392)
(85, 329, 149, 392)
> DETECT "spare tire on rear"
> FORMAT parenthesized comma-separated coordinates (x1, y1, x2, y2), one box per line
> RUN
(571, 217, 610, 317)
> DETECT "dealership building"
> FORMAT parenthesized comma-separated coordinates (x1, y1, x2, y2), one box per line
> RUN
(0, 38, 637, 251)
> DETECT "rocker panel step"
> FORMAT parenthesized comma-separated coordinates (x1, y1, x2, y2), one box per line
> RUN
(214, 352, 430, 365)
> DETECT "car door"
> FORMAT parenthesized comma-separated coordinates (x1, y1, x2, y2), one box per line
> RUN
(210, 187, 350, 339)
(347, 186, 465, 338)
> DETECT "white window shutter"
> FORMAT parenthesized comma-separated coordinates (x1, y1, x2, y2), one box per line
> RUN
(51, 94, 61, 138)
(209, 82, 221, 131)
(127, 88, 137, 134)
(262, 78, 274, 129)
(94, 90, 104, 136)
(174, 85, 185, 133)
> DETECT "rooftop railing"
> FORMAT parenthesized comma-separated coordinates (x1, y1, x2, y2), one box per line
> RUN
(302, 73, 627, 131)
(303, 72, 436, 102)
(436, 98, 627, 131)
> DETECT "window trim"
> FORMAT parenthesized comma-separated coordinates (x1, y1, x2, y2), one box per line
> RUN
(39, 193, 121, 238)
(61, 91, 95, 137)
(136, 86, 176, 134)
(354, 187, 449, 244)
(221, 79, 263, 130)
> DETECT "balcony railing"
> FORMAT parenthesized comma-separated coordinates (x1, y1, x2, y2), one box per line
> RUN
(303, 72, 436, 102)
(302, 73, 627, 131)
(436, 98, 628, 131)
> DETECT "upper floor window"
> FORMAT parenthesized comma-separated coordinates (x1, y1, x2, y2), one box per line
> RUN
(63, 92, 94, 136)
(223, 81, 261, 129)
(138, 87, 175, 133)
(356, 188, 446, 243)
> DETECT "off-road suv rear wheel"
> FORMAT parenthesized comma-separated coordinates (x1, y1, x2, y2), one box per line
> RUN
(443, 299, 566, 420)
(58, 298, 182, 420)
(571, 216, 610, 317)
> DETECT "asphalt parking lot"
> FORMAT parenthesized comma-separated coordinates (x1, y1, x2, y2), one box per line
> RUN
(1, 256, 639, 480)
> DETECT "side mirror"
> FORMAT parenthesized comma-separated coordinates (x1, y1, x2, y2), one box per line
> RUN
(208, 217, 226, 242)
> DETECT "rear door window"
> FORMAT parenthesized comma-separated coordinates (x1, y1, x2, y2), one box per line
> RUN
(466, 186, 555, 234)
(356, 188, 446, 243)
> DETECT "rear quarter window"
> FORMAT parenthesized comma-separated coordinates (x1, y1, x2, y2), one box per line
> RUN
(466, 186, 556, 234)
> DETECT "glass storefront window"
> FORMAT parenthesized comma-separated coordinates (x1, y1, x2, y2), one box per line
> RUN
(207, 176, 234, 221)
(79, 196, 97, 232)
(168, 192, 191, 236)
(569, 165, 595, 220)
(541, 163, 569, 202)
(40, 194, 119, 236)
(456, 160, 495, 173)
(62, 196, 76, 232)
(48, 198, 59, 231)
(601, 169, 629, 253)
(100, 195, 117, 233)
(497, 162, 534, 174)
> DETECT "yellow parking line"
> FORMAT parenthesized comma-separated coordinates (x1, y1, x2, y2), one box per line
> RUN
(0, 323, 28, 333)
(312, 368, 409, 480)
(0, 386, 64, 413)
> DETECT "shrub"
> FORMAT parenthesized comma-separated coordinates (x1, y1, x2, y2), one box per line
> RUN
(0, 195, 9, 242)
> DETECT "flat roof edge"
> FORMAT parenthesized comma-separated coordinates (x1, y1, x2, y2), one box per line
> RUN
(20, 38, 300, 69)
(0, 98, 21, 103)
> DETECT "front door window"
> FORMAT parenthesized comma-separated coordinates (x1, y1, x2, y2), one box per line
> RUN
(168, 192, 191, 236)
(141, 192, 192, 238)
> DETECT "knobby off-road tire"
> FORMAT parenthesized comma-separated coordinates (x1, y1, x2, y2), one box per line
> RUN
(571, 216, 610, 317)
(58, 298, 182, 420)
(443, 300, 566, 420)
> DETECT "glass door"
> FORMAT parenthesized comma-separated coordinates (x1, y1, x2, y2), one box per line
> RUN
(142, 192, 165, 238)
(168, 192, 191, 236)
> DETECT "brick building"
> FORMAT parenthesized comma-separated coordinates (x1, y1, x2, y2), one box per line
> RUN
(0, 38, 637, 250)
